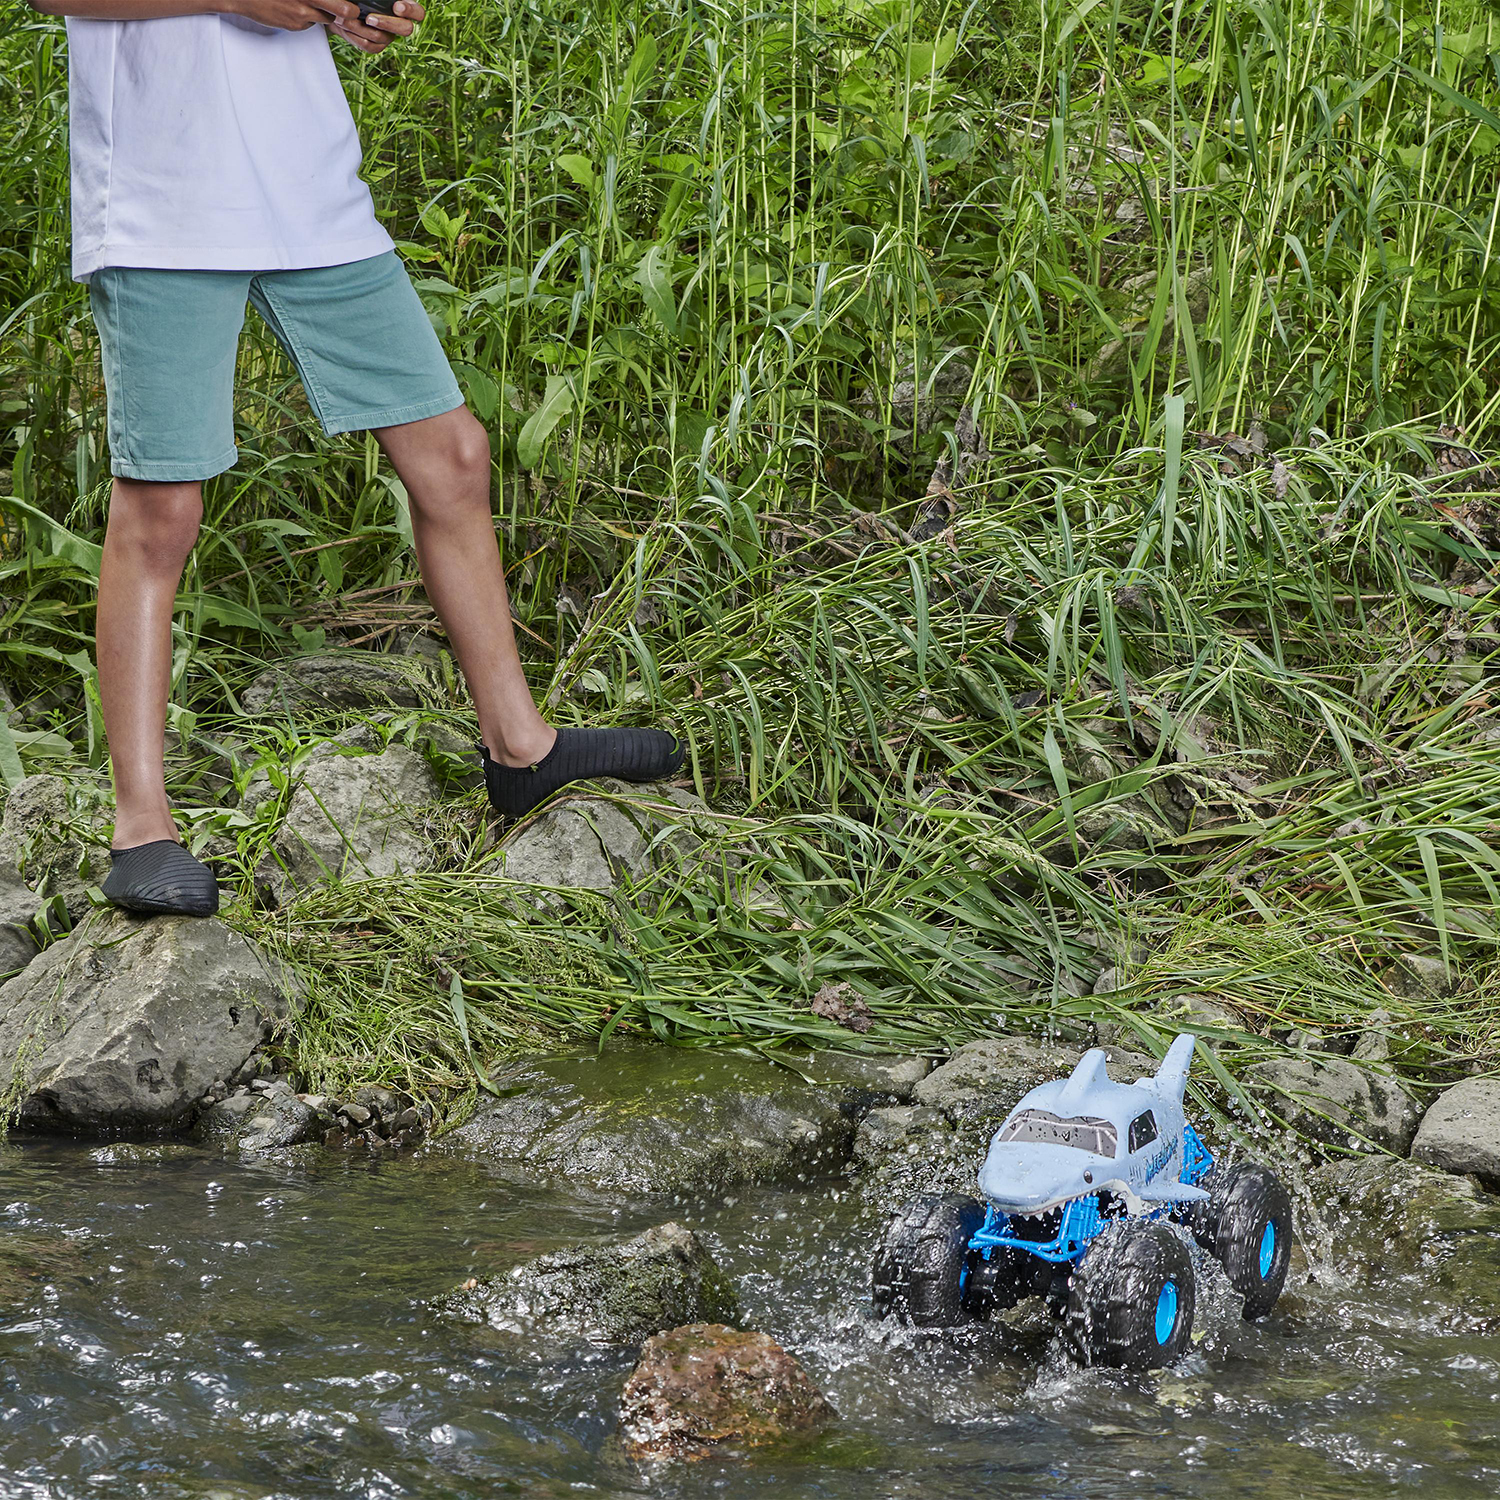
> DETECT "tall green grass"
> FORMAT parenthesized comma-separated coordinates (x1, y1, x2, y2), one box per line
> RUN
(2, 0, 1499, 1100)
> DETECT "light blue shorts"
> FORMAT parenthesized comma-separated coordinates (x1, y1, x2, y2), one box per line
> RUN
(88, 252, 464, 482)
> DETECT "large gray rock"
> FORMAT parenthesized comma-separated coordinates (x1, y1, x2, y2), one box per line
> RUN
(437, 1222, 738, 1345)
(499, 781, 710, 890)
(253, 739, 443, 905)
(1094, 993, 1246, 1048)
(0, 774, 109, 919)
(0, 910, 299, 1132)
(1248, 1053, 1421, 1153)
(435, 1046, 856, 1195)
(1411, 1078, 1500, 1186)
(0, 845, 39, 977)
(241, 650, 441, 715)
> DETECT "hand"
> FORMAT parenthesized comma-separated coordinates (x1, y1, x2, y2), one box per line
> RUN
(328, 0, 424, 53)
(223, 0, 362, 30)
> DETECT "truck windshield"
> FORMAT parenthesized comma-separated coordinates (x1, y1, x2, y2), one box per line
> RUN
(997, 1109, 1119, 1156)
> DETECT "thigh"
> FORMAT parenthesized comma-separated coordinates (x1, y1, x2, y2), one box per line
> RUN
(248, 253, 464, 438)
(88, 267, 250, 482)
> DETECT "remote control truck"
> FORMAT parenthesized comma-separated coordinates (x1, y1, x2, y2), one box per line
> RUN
(872, 1033, 1292, 1368)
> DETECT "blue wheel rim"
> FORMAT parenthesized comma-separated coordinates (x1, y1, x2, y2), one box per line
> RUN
(1154, 1280, 1179, 1345)
(1259, 1220, 1277, 1278)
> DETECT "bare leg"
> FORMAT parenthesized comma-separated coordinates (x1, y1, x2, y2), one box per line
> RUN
(96, 478, 203, 847)
(374, 406, 555, 767)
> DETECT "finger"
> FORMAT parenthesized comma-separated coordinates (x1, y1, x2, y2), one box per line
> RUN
(362, 11, 414, 32)
(330, 19, 386, 49)
(312, 0, 360, 23)
(392, 0, 425, 19)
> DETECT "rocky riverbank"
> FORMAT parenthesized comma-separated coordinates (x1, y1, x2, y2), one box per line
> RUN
(4, 649, 1500, 1460)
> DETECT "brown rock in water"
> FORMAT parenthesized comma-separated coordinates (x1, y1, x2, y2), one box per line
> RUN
(619, 1323, 831, 1461)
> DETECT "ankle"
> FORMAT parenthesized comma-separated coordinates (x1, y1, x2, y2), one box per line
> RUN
(111, 808, 180, 850)
(482, 723, 557, 770)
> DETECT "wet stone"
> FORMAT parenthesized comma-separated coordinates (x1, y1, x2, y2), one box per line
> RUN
(434, 1046, 857, 1196)
(851, 1105, 950, 1168)
(1247, 1054, 1421, 1154)
(1386, 954, 1455, 1000)
(1308, 1156, 1500, 1319)
(1411, 1078, 1500, 1188)
(193, 1087, 323, 1154)
(436, 1222, 737, 1345)
(794, 1052, 932, 1105)
(619, 1323, 832, 1461)
(913, 1036, 1153, 1130)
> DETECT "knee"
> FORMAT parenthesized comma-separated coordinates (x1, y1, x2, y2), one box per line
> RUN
(409, 411, 493, 517)
(108, 481, 203, 564)
(448, 411, 493, 487)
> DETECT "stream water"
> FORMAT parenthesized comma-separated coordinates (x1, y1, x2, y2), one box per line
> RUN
(1, 1135, 1497, 1498)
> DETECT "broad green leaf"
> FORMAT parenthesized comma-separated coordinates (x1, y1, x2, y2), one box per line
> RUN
(632, 242, 678, 335)
(516, 376, 575, 469)
(0, 496, 102, 576)
(557, 155, 596, 192)
(0, 718, 23, 789)
(906, 30, 957, 77)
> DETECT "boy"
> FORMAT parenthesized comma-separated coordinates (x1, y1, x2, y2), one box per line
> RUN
(32, 0, 682, 916)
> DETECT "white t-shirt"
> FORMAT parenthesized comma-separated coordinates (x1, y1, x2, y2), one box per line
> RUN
(65, 15, 394, 280)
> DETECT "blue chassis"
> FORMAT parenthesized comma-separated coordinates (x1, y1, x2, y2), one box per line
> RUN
(968, 1124, 1215, 1266)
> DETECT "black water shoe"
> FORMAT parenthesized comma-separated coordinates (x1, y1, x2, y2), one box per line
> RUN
(481, 727, 685, 819)
(102, 840, 220, 917)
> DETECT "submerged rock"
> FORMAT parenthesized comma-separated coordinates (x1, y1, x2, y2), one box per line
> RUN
(241, 650, 441, 715)
(1308, 1156, 1500, 1318)
(434, 1046, 856, 1195)
(0, 910, 299, 1132)
(1411, 1078, 1500, 1187)
(437, 1222, 737, 1345)
(1247, 1054, 1422, 1153)
(619, 1323, 832, 1460)
(252, 738, 443, 905)
(0, 1231, 90, 1307)
(498, 781, 711, 890)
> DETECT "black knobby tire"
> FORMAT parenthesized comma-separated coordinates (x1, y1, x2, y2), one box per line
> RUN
(1064, 1222, 1195, 1369)
(1195, 1161, 1292, 1319)
(872, 1193, 985, 1327)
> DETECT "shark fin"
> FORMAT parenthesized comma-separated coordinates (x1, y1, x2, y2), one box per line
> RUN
(1153, 1032, 1196, 1100)
(1137, 1179, 1209, 1204)
(1056, 1049, 1112, 1112)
